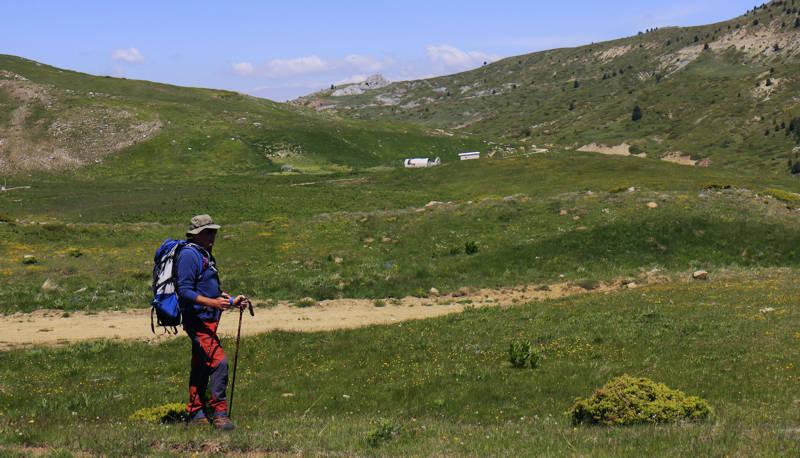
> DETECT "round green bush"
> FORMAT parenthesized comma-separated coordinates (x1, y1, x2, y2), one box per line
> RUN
(128, 403, 188, 424)
(570, 374, 712, 425)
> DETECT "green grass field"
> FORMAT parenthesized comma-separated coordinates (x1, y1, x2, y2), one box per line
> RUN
(3, 151, 800, 455)
(2, 272, 800, 455)
(4, 153, 800, 313)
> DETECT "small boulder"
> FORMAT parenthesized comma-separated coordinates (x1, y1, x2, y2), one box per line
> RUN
(647, 202, 659, 209)
(453, 287, 471, 297)
(429, 287, 440, 296)
(692, 270, 709, 280)
(42, 279, 58, 291)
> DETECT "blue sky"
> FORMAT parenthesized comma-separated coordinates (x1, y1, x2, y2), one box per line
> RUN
(2, 1, 759, 101)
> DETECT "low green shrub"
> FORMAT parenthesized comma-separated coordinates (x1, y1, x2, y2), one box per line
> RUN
(464, 241, 479, 255)
(128, 403, 188, 424)
(701, 183, 732, 190)
(366, 418, 399, 447)
(608, 185, 630, 194)
(763, 188, 800, 206)
(575, 279, 600, 290)
(570, 374, 712, 425)
(508, 340, 538, 368)
(373, 299, 386, 307)
(294, 298, 317, 308)
(22, 256, 38, 265)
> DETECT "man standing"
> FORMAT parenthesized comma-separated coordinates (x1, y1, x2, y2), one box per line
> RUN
(177, 214, 248, 430)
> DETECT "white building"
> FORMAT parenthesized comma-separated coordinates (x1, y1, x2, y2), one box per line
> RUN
(458, 151, 480, 160)
(404, 157, 441, 168)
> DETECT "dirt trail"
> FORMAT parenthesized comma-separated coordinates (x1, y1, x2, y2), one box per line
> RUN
(2, 277, 666, 350)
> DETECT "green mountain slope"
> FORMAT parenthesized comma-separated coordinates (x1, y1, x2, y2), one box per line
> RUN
(0, 55, 484, 177)
(294, 1, 800, 172)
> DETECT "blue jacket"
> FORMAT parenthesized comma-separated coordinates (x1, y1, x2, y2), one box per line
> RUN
(176, 243, 222, 323)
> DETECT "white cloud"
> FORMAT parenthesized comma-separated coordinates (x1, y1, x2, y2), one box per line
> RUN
(231, 54, 398, 80)
(111, 47, 145, 64)
(262, 55, 328, 78)
(425, 44, 499, 70)
(231, 61, 255, 76)
(343, 55, 391, 73)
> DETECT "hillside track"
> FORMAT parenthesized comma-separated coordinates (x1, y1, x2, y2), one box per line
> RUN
(2, 275, 669, 350)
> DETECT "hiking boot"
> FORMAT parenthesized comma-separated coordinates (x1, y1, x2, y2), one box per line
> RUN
(211, 414, 235, 430)
(189, 413, 209, 425)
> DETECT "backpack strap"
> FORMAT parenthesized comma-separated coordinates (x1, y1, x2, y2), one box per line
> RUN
(184, 242, 216, 272)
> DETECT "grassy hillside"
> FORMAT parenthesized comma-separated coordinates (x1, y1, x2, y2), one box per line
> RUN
(295, 1, 800, 172)
(0, 54, 484, 177)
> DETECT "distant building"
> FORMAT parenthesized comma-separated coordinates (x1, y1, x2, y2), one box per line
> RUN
(280, 165, 294, 172)
(459, 152, 480, 160)
(404, 157, 441, 168)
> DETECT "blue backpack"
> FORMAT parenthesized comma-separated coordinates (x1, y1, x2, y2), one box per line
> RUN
(151, 238, 187, 333)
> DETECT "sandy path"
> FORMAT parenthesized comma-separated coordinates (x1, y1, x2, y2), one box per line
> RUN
(2, 278, 659, 350)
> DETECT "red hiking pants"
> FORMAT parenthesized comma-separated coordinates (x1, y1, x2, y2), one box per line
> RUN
(185, 320, 228, 416)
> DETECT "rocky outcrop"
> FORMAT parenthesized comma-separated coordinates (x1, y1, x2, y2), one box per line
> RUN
(332, 74, 390, 96)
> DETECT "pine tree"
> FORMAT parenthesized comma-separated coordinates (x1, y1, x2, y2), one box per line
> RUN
(632, 105, 643, 121)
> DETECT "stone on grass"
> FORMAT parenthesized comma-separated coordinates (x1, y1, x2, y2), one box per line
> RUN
(41, 279, 58, 291)
(692, 270, 709, 280)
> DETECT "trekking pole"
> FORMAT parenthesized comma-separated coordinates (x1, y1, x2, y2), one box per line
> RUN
(228, 298, 253, 418)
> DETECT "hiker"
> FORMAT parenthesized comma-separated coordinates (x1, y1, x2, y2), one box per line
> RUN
(177, 214, 249, 430)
